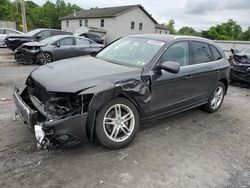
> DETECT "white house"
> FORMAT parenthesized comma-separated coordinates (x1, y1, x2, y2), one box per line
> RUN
(60, 4, 168, 44)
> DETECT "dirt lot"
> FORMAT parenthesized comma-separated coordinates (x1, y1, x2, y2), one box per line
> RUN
(0, 57, 250, 187)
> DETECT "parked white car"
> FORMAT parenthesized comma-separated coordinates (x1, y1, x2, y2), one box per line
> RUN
(0, 28, 24, 47)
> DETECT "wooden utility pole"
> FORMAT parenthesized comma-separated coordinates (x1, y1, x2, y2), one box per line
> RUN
(20, 0, 27, 33)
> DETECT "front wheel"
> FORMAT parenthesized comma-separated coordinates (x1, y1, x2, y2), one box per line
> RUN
(203, 82, 225, 113)
(95, 97, 140, 149)
(36, 52, 53, 65)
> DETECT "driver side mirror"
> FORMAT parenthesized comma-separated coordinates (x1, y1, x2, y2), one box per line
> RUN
(36, 35, 41, 40)
(158, 61, 180, 74)
(55, 42, 60, 47)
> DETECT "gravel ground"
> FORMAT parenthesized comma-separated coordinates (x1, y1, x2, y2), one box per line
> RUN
(0, 58, 250, 188)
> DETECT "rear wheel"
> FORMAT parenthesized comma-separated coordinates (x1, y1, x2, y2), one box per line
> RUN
(95, 97, 139, 149)
(36, 52, 53, 64)
(203, 82, 225, 113)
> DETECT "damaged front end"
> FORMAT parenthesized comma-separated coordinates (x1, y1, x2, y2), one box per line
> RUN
(15, 45, 40, 64)
(13, 78, 92, 148)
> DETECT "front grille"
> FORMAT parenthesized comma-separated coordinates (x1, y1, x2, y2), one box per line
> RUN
(27, 78, 49, 103)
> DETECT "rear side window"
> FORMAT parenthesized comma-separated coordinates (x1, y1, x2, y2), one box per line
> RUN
(76, 37, 90, 46)
(159, 42, 189, 66)
(59, 37, 75, 46)
(36, 30, 51, 40)
(210, 45, 222, 60)
(190, 41, 212, 64)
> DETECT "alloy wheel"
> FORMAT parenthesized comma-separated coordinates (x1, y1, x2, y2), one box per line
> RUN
(103, 104, 135, 142)
(38, 53, 52, 64)
(211, 86, 224, 110)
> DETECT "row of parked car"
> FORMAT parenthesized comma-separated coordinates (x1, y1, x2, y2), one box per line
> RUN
(1, 28, 104, 64)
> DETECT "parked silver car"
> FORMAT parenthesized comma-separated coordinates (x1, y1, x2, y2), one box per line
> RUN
(0, 28, 24, 47)
(15, 35, 103, 64)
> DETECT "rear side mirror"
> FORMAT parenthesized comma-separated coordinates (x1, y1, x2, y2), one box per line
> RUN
(158, 61, 180, 74)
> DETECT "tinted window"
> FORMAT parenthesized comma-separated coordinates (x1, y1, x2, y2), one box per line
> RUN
(190, 41, 212, 64)
(59, 37, 75, 46)
(36, 30, 51, 40)
(159, 42, 189, 66)
(210, 45, 222, 60)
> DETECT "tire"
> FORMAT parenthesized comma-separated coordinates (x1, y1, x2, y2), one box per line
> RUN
(36, 52, 53, 65)
(95, 97, 140, 149)
(203, 82, 225, 113)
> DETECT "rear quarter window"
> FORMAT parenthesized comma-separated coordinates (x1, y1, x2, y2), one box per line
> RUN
(190, 41, 213, 64)
(210, 45, 222, 61)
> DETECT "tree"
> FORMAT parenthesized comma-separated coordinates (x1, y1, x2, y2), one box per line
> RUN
(166, 19, 176, 34)
(178, 26, 199, 36)
(207, 19, 242, 40)
(241, 27, 250, 41)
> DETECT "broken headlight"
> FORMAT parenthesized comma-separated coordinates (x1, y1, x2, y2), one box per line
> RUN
(45, 94, 81, 119)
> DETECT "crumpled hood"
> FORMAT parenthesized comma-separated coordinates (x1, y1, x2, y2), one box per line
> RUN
(31, 56, 141, 93)
(6, 34, 33, 39)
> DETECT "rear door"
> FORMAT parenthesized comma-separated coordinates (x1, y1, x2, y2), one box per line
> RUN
(187, 41, 218, 100)
(75, 37, 92, 56)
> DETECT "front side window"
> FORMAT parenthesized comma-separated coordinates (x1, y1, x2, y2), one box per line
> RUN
(159, 42, 189, 66)
(210, 45, 222, 60)
(59, 37, 75, 46)
(96, 37, 164, 67)
(139, 23, 143, 30)
(36, 30, 51, 40)
(190, 41, 212, 64)
(131, 21, 135, 30)
(101, 19, 104, 27)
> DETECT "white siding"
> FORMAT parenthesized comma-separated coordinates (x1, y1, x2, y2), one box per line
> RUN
(114, 7, 156, 42)
(61, 7, 158, 44)
(155, 29, 169, 35)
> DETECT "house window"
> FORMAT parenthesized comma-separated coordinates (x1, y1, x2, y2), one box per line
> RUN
(165, 31, 168, 34)
(131, 21, 135, 30)
(139, 23, 143, 30)
(85, 20, 88, 26)
(159, 30, 162, 34)
(66, 20, 69, 27)
(101, 19, 104, 27)
(79, 20, 82, 27)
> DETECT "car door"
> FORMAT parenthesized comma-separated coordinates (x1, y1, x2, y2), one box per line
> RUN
(187, 41, 218, 100)
(52, 37, 76, 60)
(149, 41, 201, 116)
(75, 37, 92, 56)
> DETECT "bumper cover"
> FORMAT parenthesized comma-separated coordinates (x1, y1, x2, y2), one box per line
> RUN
(230, 67, 250, 84)
(13, 87, 88, 148)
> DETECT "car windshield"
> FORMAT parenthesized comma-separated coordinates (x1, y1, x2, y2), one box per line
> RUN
(26, 29, 41, 36)
(96, 37, 164, 67)
(240, 47, 250, 55)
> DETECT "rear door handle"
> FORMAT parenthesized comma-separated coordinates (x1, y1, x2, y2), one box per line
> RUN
(185, 75, 193, 79)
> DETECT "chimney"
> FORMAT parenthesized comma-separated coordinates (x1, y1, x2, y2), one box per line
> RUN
(73, 10, 76, 17)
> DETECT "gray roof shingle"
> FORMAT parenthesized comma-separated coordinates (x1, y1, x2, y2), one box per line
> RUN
(60, 4, 157, 24)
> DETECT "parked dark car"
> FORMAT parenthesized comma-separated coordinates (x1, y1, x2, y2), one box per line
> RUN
(14, 35, 103, 64)
(230, 48, 250, 84)
(5, 28, 72, 51)
(13, 34, 230, 149)
(80, 33, 104, 44)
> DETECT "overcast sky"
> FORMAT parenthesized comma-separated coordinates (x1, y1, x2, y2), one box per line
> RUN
(33, 0, 250, 31)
